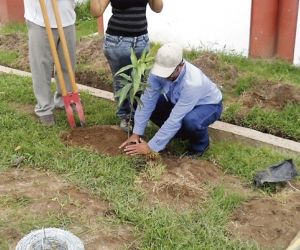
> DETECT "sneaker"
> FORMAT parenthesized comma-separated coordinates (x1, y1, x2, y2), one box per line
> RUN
(184, 145, 210, 159)
(120, 119, 133, 133)
(39, 114, 55, 126)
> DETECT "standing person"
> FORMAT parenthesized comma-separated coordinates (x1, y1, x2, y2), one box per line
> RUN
(24, 0, 76, 126)
(119, 43, 223, 158)
(90, 0, 163, 133)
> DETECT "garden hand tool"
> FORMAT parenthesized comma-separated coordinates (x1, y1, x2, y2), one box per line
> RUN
(39, 0, 86, 128)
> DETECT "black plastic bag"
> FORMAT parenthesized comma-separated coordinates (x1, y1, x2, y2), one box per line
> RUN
(254, 159, 299, 186)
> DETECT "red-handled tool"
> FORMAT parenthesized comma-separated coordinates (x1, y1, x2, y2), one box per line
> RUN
(39, 0, 86, 128)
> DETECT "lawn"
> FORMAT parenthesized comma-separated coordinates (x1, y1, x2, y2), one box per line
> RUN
(0, 1, 300, 249)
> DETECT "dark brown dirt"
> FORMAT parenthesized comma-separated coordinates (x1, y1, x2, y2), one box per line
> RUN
(1, 32, 300, 250)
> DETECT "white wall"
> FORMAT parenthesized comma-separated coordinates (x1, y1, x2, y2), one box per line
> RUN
(147, 0, 252, 56)
(103, 0, 300, 65)
(294, 8, 300, 65)
(103, 1, 251, 56)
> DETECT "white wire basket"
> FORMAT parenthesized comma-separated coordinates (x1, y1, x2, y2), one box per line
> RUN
(15, 227, 85, 250)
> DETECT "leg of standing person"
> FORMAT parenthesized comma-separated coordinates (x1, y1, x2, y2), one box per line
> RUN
(27, 20, 55, 126)
(103, 34, 150, 133)
(54, 24, 76, 109)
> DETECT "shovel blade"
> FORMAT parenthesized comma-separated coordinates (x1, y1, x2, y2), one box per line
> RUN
(63, 92, 86, 128)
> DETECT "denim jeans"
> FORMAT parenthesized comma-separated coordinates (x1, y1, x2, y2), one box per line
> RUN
(103, 33, 150, 120)
(150, 94, 223, 152)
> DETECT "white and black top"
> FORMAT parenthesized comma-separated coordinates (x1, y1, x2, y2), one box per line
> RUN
(106, 0, 149, 37)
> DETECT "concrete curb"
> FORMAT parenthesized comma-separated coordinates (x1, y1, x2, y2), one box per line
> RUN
(0, 66, 115, 101)
(209, 121, 300, 156)
(1, 65, 299, 156)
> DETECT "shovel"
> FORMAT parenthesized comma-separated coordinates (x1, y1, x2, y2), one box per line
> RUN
(39, 0, 86, 128)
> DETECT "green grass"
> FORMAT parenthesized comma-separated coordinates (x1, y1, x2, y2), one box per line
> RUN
(1, 2, 300, 145)
(0, 23, 27, 34)
(219, 52, 300, 85)
(242, 106, 300, 140)
(211, 51, 300, 142)
(222, 103, 300, 141)
(234, 75, 258, 96)
(0, 72, 299, 249)
(75, 19, 98, 40)
(0, 49, 19, 64)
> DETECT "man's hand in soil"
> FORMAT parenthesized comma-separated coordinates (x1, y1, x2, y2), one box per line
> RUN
(119, 134, 151, 155)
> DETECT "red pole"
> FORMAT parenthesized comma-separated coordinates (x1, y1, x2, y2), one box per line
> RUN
(0, 0, 25, 23)
(97, 16, 104, 36)
(276, 0, 299, 62)
(249, 0, 279, 59)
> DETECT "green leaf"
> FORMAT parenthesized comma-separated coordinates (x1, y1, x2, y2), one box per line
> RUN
(145, 62, 154, 70)
(115, 64, 133, 76)
(118, 79, 132, 85)
(129, 88, 135, 105)
(130, 48, 138, 67)
(114, 46, 156, 120)
(117, 73, 132, 82)
(139, 64, 146, 76)
(148, 44, 160, 58)
(140, 48, 147, 63)
(133, 73, 141, 95)
(146, 55, 154, 61)
(114, 83, 132, 105)
(134, 95, 144, 110)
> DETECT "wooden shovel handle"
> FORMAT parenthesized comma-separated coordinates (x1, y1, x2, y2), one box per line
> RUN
(39, 0, 68, 96)
(51, 0, 78, 93)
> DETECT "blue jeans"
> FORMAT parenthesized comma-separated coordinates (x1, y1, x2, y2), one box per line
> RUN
(103, 33, 150, 120)
(150, 94, 223, 152)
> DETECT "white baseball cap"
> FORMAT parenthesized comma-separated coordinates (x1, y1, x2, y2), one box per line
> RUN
(152, 43, 183, 78)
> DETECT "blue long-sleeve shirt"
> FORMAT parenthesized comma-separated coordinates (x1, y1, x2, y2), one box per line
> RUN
(133, 59, 223, 152)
